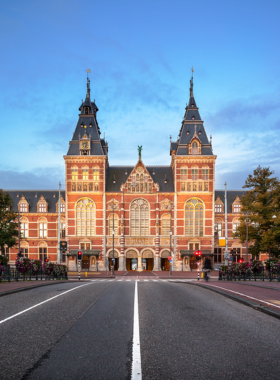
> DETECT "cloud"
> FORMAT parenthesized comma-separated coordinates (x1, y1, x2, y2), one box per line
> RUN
(1, 167, 64, 190)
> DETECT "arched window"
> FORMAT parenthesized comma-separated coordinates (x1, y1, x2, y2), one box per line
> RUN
(20, 217, 29, 238)
(108, 214, 119, 235)
(93, 167, 99, 180)
(130, 199, 149, 236)
(191, 166, 198, 180)
(185, 198, 204, 237)
(39, 241, 48, 261)
(161, 214, 171, 236)
(71, 166, 78, 180)
(232, 218, 240, 234)
(38, 217, 47, 238)
(76, 198, 96, 236)
(82, 167, 89, 180)
(94, 183, 99, 191)
(202, 166, 209, 180)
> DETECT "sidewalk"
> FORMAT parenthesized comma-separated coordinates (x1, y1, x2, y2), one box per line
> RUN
(193, 280, 280, 319)
(0, 280, 70, 296)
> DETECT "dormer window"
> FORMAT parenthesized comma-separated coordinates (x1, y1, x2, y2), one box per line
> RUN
(191, 104, 194, 107)
(85, 107, 88, 114)
(192, 142, 198, 154)
(192, 116, 195, 120)
(80, 124, 84, 128)
(89, 124, 92, 128)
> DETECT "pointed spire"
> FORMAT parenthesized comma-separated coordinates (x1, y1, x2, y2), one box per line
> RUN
(190, 67, 194, 98)
(86, 77, 90, 99)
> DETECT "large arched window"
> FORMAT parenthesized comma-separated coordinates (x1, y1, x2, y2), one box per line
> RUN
(130, 199, 149, 236)
(76, 198, 96, 236)
(185, 198, 204, 237)
(161, 214, 171, 236)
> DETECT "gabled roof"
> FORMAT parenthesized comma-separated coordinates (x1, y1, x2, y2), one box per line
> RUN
(215, 190, 247, 214)
(171, 75, 213, 157)
(5, 190, 65, 213)
(106, 165, 174, 192)
(66, 78, 108, 157)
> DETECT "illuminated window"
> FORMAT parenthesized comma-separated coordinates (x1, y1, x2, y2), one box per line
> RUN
(82, 168, 89, 180)
(215, 204, 222, 213)
(192, 142, 198, 154)
(202, 167, 209, 180)
(72, 167, 78, 180)
(191, 166, 198, 180)
(19, 203, 28, 212)
(93, 167, 99, 180)
(233, 203, 241, 213)
(20, 218, 29, 238)
(39, 203, 47, 212)
(39, 219, 47, 238)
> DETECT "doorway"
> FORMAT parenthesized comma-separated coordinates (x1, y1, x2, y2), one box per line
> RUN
(82, 256, 90, 269)
(108, 258, 119, 271)
(126, 250, 138, 270)
(161, 258, 170, 271)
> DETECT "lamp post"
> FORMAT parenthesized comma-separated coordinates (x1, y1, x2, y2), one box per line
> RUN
(244, 211, 250, 262)
(109, 198, 118, 275)
(168, 201, 174, 275)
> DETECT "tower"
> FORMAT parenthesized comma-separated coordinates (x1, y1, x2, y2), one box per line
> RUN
(170, 72, 216, 270)
(64, 78, 108, 271)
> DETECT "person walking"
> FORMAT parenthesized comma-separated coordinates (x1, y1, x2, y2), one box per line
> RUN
(203, 256, 212, 281)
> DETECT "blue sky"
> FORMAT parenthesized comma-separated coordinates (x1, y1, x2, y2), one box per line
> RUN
(0, 0, 280, 190)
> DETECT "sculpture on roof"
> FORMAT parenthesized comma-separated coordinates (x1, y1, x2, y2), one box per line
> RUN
(138, 145, 143, 159)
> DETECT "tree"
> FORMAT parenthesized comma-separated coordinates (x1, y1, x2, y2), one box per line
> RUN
(234, 166, 280, 258)
(0, 190, 19, 256)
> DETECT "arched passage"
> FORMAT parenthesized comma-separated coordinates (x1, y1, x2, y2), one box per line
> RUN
(126, 249, 138, 271)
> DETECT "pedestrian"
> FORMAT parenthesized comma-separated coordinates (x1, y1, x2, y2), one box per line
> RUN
(202, 256, 212, 281)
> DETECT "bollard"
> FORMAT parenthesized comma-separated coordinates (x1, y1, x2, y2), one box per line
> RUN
(197, 269, 200, 281)
(85, 271, 87, 278)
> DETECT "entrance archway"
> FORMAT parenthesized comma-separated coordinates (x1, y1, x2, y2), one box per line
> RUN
(142, 250, 154, 271)
(161, 250, 171, 271)
(126, 250, 138, 270)
(108, 250, 119, 271)
(82, 255, 90, 269)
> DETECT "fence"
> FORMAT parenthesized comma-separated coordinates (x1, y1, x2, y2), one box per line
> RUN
(0, 266, 68, 282)
(219, 267, 280, 282)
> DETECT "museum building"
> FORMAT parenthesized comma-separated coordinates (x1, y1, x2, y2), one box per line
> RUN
(5, 76, 251, 271)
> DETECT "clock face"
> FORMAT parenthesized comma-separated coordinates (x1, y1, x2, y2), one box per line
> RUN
(81, 141, 89, 149)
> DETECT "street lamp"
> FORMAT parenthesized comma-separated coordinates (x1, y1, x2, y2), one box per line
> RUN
(244, 211, 250, 262)
(109, 199, 118, 275)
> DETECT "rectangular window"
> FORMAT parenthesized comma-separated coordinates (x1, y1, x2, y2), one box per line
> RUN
(19, 204, 28, 212)
(232, 248, 241, 263)
(189, 243, 199, 250)
(20, 248, 28, 258)
(72, 168, 78, 180)
(181, 168, 187, 180)
(39, 204, 46, 212)
(214, 223, 222, 238)
(60, 204, 65, 213)
(181, 182, 185, 191)
(39, 223, 47, 238)
(202, 168, 209, 180)
(80, 243, 90, 250)
(60, 223, 66, 238)
(233, 204, 241, 213)
(192, 168, 198, 180)
(21, 223, 28, 238)
(82, 168, 89, 180)
(215, 204, 222, 213)
(5, 247, 9, 254)
(62, 254, 66, 262)
(214, 247, 222, 263)
(232, 222, 240, 234)
(39, 252, 48, 261)
(93, 168, 99, 180)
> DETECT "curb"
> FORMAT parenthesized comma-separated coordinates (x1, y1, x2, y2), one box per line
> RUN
(185, 282, 280, 321)
(0, 280, 80, 298)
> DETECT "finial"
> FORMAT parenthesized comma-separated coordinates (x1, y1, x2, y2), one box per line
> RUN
(170, 135, 172, 142)
(210, 135, 212, 146)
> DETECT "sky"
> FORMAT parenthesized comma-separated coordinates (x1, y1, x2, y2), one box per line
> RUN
(0, 0, 280, 191)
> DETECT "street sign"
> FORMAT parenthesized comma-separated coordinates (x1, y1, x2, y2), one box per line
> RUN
(224, 251, 230, 260)
(169, 260, 172, 264)
(168, 256, 172, 261)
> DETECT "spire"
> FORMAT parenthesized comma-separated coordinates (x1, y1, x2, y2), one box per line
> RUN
(189, 66, 194, 98)
(86, 77, 90, 99)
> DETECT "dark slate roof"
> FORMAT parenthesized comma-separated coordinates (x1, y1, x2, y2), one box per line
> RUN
(5, 190, 65, 213)
(106, 166, 174, 192)
(67, 79, 107, 156)
(215, 190, 247, 214)
(172, 77, 213, 156)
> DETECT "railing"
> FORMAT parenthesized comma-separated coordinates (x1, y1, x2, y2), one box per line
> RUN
(0, 266, 68, 282)
(219, 267, 280, 282)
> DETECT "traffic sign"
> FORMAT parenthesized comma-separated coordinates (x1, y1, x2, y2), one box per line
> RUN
(168, 256, 172, 261)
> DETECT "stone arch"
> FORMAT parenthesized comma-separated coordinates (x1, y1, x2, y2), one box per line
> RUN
(125, 249, 139, 258)
(107, 248, 120, 258)
(141, 249, 155, 258)
(160, 249, 172, 258)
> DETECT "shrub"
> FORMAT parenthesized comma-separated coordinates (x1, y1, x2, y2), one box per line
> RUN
(31, 259, 42, 275)
(0, 255, 9, 267)
(15, 257, 31, 273)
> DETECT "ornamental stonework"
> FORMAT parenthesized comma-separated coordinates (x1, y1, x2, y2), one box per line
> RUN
(125, 237, 154, 246)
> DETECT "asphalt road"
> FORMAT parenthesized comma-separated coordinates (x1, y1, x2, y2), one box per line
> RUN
(1, 279, 280, 380)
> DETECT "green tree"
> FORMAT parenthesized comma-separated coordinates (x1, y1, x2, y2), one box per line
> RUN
(0, 190, 19, 256)
(234, 166, 280, 258)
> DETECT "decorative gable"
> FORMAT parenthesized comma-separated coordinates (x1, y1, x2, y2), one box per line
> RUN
(121, 162, 159, 193)
(37, 195, 48, 213)
(56, 196, 66, 213)
(232, 196, 241, 213)
(215, 196, 224, 213)
(18, 195, 29, 213)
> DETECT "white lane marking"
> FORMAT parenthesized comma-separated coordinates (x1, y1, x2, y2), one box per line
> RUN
(204, 284, 280, 309)
(161, 280, 167, 282)
(152, 280, 158, 282)
(126, 280, 132, 282)
(117, 280, 122, 281)
(0, 282, 95, 325)
(144, 280, 149, 282)
(132, 280, 142, 380)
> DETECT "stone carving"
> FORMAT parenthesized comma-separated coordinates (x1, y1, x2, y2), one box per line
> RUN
(107, 238, 119, 245)
(142, 250, 154, 258)
(161, 199, 172, 210)
(160, 238, 170, 246)
(126, 250, 138, 258)
(126, 237, 154, 246)
(108, 199, 119, 210)
(72, 182, 76, 191)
